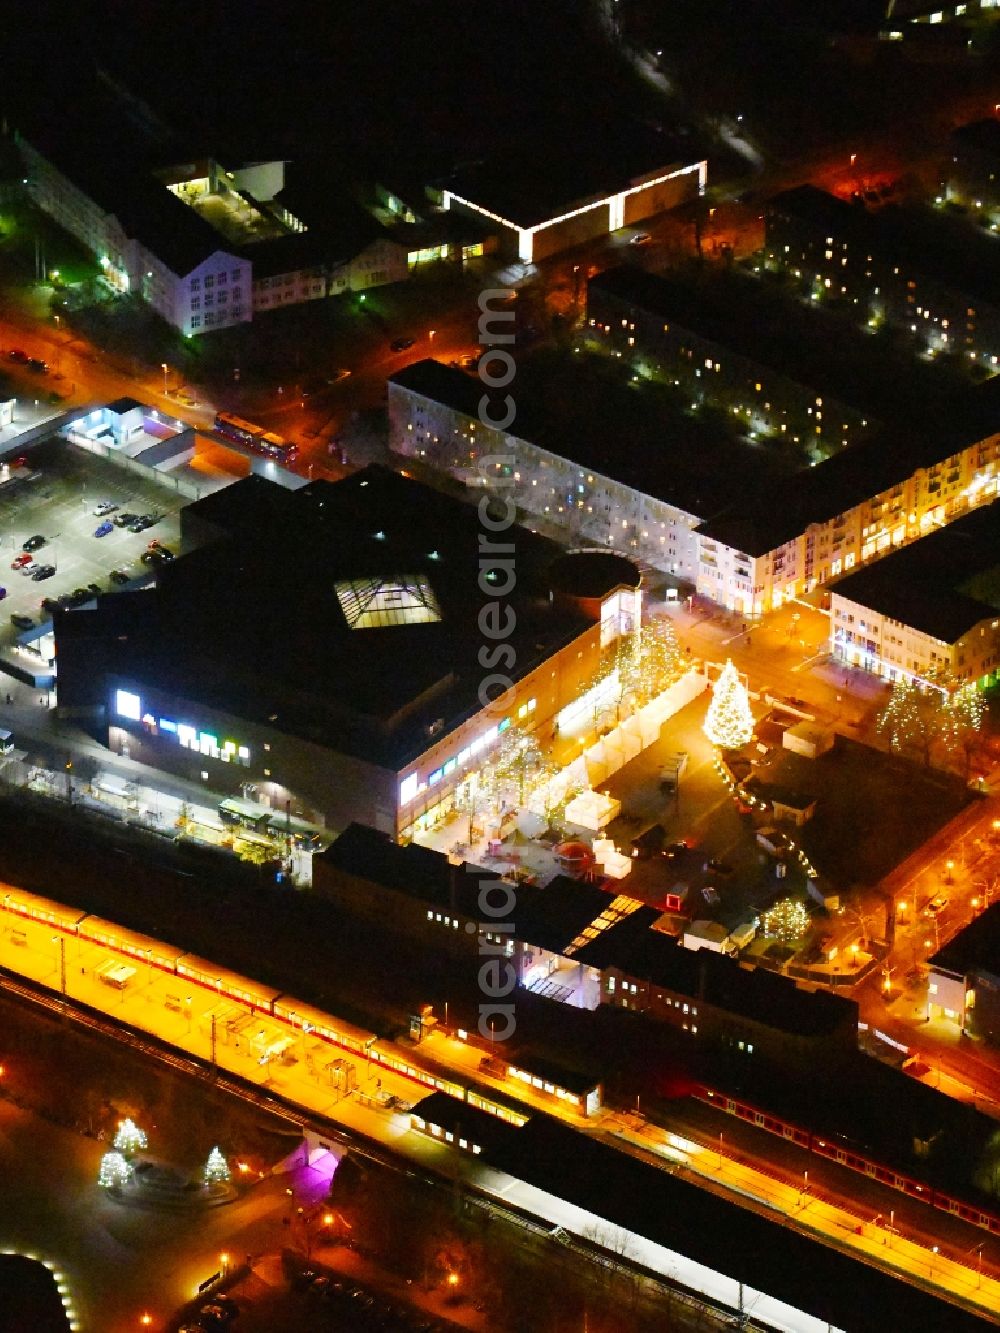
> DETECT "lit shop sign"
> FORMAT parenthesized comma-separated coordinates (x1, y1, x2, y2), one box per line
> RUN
(115, 690, 250, 766)
(399, 706, 537, 807)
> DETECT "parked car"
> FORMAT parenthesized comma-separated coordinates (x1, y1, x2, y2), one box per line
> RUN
(94, 501, 118, 516)
(113, 513, 140, 528)
(140, 549, 168, 566)
(18, 560, 37, 576)
(40, 598, 60, 615)
(665, 840, 692, 860)
(94, 520, 114, 538)
(27, 357, 48, 373)
(22, 534, 46, 552)
(390, 336, 415, 351)
(147, 542, 174, 560)
(129, 514, 158, 532)
(109, 569, 130, 585)
(629, 231, 651, 245)
(31, 564, 56, 581)
(704, 857, 733, 875)
(926, 895, 949, 916)
(0, 587, 7, 602)
(7, 349, 29, 364)
(10, 552, 32, 570)
(10, 614, 33, 630)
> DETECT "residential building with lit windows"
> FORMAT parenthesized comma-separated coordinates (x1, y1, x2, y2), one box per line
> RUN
(16, 132, 253, 339)
(587, 266, 876, 456)
(945, 118, 1000, 217)
(391, 359, 1000, 618)
(12, 103, 407, 337)
(829, 501, 1000, 686)
(695, 376, 1000, 616)
(53, 468, 640, 839)
(388, 359, 766, 582)
(928, 901, 1000, 1044)
(764, 185, 1000, 365)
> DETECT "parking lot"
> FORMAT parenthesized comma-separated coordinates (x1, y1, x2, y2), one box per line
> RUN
(0, 437, 186, 640)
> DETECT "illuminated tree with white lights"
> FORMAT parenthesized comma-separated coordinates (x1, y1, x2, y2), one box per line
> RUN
(99, 1151, 134, 1191)
(204, 1146, 230, 1185)
(761, 897, 810, 944)
(113, 1117, 147, 1157)
(703, 660, 754, 750)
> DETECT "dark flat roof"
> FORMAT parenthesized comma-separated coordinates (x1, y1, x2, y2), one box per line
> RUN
(16, 106, 231, 278)
(932, 899, 1000, 978)
(315, 822, 502, 918)
(391, 359, 781, 521)
(60, 466, 591, 770)
(441, 131, 697, 230)
(507, 876, 632, 956)
(609, 929, 856, 1037)
(105, 396, 145, 414)
(832, 500, 1000, 642)
(952, 118, 1000, 161)
(697, 376, 1000, 556)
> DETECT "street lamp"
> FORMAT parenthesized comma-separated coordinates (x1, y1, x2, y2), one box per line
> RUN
(161, 363, 168, 395)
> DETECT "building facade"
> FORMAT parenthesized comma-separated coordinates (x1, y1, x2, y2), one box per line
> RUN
(764, 185, 1000, 367)
(587, 267, 871, 457)
(389, 361, 705, 580)
(391, 360, 1000, 618)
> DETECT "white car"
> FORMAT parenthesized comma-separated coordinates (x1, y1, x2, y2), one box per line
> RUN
(94, 501, 119, 517)
(19, 560, 37, 576)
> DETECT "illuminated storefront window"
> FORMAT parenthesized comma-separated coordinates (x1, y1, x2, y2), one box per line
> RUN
(114, 690, 251, 766)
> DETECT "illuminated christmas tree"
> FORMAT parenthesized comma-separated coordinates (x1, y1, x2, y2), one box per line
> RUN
(703, 660, 754, 749)
(204, 1146, 230, 1185)
(113, 1118, 147, 1157)
(760, 897, 809, 944)
(99, 1151, 134, 1190)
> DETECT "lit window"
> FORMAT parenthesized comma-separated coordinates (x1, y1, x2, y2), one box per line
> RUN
(178, 725, 197, 749)
(159, 718, 177, 733)
(116, 689, 142, 721)
(400, 773, 419, 805)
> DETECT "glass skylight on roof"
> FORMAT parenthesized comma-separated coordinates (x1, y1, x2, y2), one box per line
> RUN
(335, 575, 442, 629)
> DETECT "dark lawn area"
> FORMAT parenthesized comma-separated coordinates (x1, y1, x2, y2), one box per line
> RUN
(751, 736, 975, 888)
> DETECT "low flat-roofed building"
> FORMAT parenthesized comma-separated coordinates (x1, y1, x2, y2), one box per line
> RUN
(829, 499, 1000, 687)
(928, 900, 1000, 1042)
(438, 132, 705, 264)
(54, 467, 639, 840)
(602, 927, 859, 1072)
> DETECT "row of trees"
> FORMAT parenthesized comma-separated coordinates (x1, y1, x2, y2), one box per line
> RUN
(875, 675, 985, 776)
(453, 619, 689, 837)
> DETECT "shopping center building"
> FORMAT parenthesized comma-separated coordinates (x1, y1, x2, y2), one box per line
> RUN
(53, 467, 641, 839)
